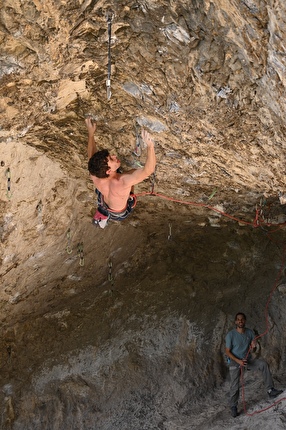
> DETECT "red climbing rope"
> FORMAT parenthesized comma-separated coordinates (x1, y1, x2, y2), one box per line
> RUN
(136, 191, 286, 230)
(137, 190, 286, 415)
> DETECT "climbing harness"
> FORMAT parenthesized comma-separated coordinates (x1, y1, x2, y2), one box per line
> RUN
(77, 242, 85, 266)
(5, 168, 12, 199)
(93, 189, 137, 227)
(66, 228, 73, 254)
(106, 12, 114, 100)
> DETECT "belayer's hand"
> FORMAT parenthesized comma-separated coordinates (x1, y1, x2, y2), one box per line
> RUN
(250, 340, 257, 350)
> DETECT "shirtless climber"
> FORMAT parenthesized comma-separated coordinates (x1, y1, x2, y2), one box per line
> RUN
(86, 116, 156, 228)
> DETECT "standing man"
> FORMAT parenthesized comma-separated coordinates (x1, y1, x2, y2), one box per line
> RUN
(225, 312, 283, 418)
(86, 116, 156, 228)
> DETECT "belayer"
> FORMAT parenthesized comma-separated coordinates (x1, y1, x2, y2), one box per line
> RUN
(86, 116, 156, 228)
(225, 312, 283, 418)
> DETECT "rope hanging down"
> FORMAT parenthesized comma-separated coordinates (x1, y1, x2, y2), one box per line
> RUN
(106, 12, 113, 100)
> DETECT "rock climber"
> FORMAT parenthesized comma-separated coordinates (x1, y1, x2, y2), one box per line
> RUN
(86, 116, 156, 228)
(225, 312, 283, 418)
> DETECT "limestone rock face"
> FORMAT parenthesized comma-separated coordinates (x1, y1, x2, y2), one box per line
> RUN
(0, 1, 286, 429)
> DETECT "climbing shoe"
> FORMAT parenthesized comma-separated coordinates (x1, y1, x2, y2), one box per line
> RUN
(268, 388, 283, 398)
(230, 406, 238, 417)
(92, 209, 109, 229)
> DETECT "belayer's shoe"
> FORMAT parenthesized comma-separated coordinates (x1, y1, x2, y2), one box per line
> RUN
(230, 406, 238, 417)
(268, 388, 283, 398)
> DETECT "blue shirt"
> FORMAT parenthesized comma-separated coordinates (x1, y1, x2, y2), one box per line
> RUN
(225, 328, 254, 359)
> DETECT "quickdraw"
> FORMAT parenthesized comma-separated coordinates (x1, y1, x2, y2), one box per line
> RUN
(108, 259, 114, 287)
(133, 123, 142, 157)
(5, 168, 12, 199)
(106, 12, 114, 100)
(36, 200, 43, 224)
(168, 223, 172, 240)
(66, 228, 73, 254)
(208, 188, 217, 200)
(108, 260, 113, 281)
(254, 203, 263, 227)
(77, 242, 85, 266)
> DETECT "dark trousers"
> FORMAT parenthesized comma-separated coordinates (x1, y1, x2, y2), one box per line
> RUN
(229, 358, 273, 407)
